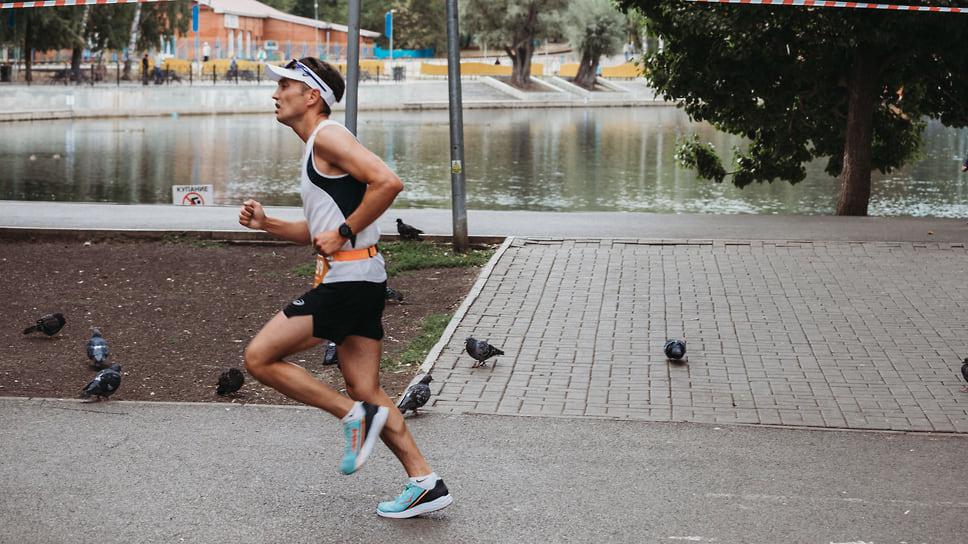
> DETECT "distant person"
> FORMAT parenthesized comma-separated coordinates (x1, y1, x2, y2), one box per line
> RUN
(202, 42, 211, 63)
(141, 54, 149, 85)
(962, 150, 968, 172)
(229, 57, 238, 79)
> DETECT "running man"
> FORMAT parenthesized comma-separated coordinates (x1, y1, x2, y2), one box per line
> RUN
(238, 57, 452, 518)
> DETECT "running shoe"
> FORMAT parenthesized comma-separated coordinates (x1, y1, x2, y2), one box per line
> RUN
(376, 479, 453, 518)
(340, 402, 388, 475)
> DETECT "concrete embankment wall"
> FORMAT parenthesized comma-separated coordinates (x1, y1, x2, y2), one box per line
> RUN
(0, 77, 662, 122)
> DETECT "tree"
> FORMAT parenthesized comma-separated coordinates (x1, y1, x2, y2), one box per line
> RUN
(461, 0, 566, 89)
(616, 0, 968, 215)
(562, 0, 625, 89)
(0, 7, 83, 83)
(391, 0, 447, 54)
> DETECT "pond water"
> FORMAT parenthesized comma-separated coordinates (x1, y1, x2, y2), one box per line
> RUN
(2, 107, 967, 216)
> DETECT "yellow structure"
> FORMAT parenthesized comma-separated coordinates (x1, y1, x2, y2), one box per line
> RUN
(420, 62, 544, 77)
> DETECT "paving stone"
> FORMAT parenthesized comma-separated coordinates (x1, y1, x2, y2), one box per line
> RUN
(430, 238, 968, 433)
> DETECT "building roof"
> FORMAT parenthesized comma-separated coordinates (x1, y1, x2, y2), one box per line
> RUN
(197, 0, 381, 38)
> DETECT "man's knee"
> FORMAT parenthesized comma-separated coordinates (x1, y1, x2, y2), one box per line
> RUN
(243, 345, 272, 380)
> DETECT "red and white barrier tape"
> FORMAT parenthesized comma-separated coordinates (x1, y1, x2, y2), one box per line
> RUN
(2, 0, 170, 8)
(688, 0, 968, 13)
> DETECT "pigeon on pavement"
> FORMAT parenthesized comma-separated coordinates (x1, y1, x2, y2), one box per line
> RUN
(465, 336, 504, 368)
(216, 367, 244, 396)
(960, 358, 968, 392)
(397, 374, 433, 416)
(385, 286, 405, 303)
(396, 218, 424, 241)
(81, 364, 122, 400)
(23, 312, 66, 338)
(86, 329, 110, 367)
(664, 339, 687, 362)
(323, 341, 339, 366)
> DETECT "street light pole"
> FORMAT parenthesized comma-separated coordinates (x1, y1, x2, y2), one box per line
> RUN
(386, 9, 396, 77)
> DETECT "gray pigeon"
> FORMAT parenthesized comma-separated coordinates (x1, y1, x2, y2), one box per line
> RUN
(323, 341, 339, 366)
(216, 366, 244, 396)
(81, 363, 122, 400)
(23, 312, 66, 338)
(465, 336, 504, 368)
(396, 218, 424, 241)
(397, 374, 433, 415)
(960, 358, 968, 392)
(86, 329, 110, 367)
(664, 339, 687, 362)
(385, 286, 405, 303)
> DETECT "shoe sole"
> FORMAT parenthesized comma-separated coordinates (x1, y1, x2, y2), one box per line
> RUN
(376, 494, 453, 519)
(342, 406, 388, 475)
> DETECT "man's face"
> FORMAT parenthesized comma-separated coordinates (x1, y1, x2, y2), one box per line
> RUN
(271, 77, 312, 125)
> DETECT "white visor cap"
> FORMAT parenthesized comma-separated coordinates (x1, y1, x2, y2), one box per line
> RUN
(265, 61, 338, 107)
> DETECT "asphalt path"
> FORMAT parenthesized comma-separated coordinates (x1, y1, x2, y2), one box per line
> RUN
(1, 398, 964, 544)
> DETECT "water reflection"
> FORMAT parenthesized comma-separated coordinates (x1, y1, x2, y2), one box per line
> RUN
(1, 108, 966, 216)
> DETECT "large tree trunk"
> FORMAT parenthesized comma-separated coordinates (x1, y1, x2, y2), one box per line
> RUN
(123, 3, 142, 81)
(506, 3, 539, 89)
(508, 42, 534, 89)
(837, 48, 879, 216)
(574, 51, 598, 90)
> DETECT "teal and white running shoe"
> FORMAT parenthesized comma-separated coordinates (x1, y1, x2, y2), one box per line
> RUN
(340, 401, 388, 475)
(377, 479, 453, 518)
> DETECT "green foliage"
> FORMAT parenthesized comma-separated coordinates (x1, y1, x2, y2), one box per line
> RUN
(562, 0, 626, 88)
(381, 313, 451, 371)
(617, 0, 968, 214)
(675, 135, 727, 184)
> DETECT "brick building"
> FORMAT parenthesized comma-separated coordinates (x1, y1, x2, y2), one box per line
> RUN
(188, 0, 380, 62)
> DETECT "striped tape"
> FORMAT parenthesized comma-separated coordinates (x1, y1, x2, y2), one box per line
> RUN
(688, 0, 968, 13)
(2, 0, 171, 8)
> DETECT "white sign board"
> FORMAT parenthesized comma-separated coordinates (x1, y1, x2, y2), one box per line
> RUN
(172, 184, 214, 206)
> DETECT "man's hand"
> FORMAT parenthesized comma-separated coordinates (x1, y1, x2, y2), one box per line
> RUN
(239, 199, 267, 230)
(313, 229, 345, 257)
(962, 165, 967, 173)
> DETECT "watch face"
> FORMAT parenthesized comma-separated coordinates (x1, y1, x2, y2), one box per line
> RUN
(339, 223, 351, 237)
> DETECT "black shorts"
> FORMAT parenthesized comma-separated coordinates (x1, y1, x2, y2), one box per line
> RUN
(282, 281, 386, 344)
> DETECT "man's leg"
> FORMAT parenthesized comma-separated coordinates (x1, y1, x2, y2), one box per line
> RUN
(244, 311, 388, 474)
(244, 311, 352, 418)
(337, 334, 432, 477)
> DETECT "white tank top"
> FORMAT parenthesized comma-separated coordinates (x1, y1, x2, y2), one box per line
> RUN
(301, 120, 386, 284)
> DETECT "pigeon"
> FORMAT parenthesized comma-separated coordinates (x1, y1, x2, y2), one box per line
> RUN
(85, 329, 110, 367)
(961, 358, 968, 392)
(81, 363, 122, 400)
(664, 339, 687, 362)
(216, 366, 244, 396)
(385, 286, 405, 303)
(397, 374, 433, 416)
(396, 218, 424, 241)
(323, 341, 339, 366)
(23, 312, 66, 338)
(465, 336, 504, 368)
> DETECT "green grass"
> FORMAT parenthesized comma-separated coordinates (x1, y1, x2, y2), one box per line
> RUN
(381, 240, 494, 278)
(291, 240, 495, 278)
(381, 313, 452, 372)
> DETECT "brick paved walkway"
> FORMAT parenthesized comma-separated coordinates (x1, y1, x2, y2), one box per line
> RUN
(429, 238, 968, 433)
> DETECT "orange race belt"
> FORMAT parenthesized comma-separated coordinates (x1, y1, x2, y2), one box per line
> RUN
(313, 245, 379, 287)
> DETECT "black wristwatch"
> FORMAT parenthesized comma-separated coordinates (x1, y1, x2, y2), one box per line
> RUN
(338, 222, 357, 247)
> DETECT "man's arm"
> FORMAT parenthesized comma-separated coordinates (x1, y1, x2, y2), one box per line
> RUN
(238, 199, 312, 245)
(310, 126, 404, 255)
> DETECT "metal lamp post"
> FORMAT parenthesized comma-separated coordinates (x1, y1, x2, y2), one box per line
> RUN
(386, 9, 396, 77)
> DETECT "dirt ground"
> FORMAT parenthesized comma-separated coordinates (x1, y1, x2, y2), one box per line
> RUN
(0, 238, 480, 405)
